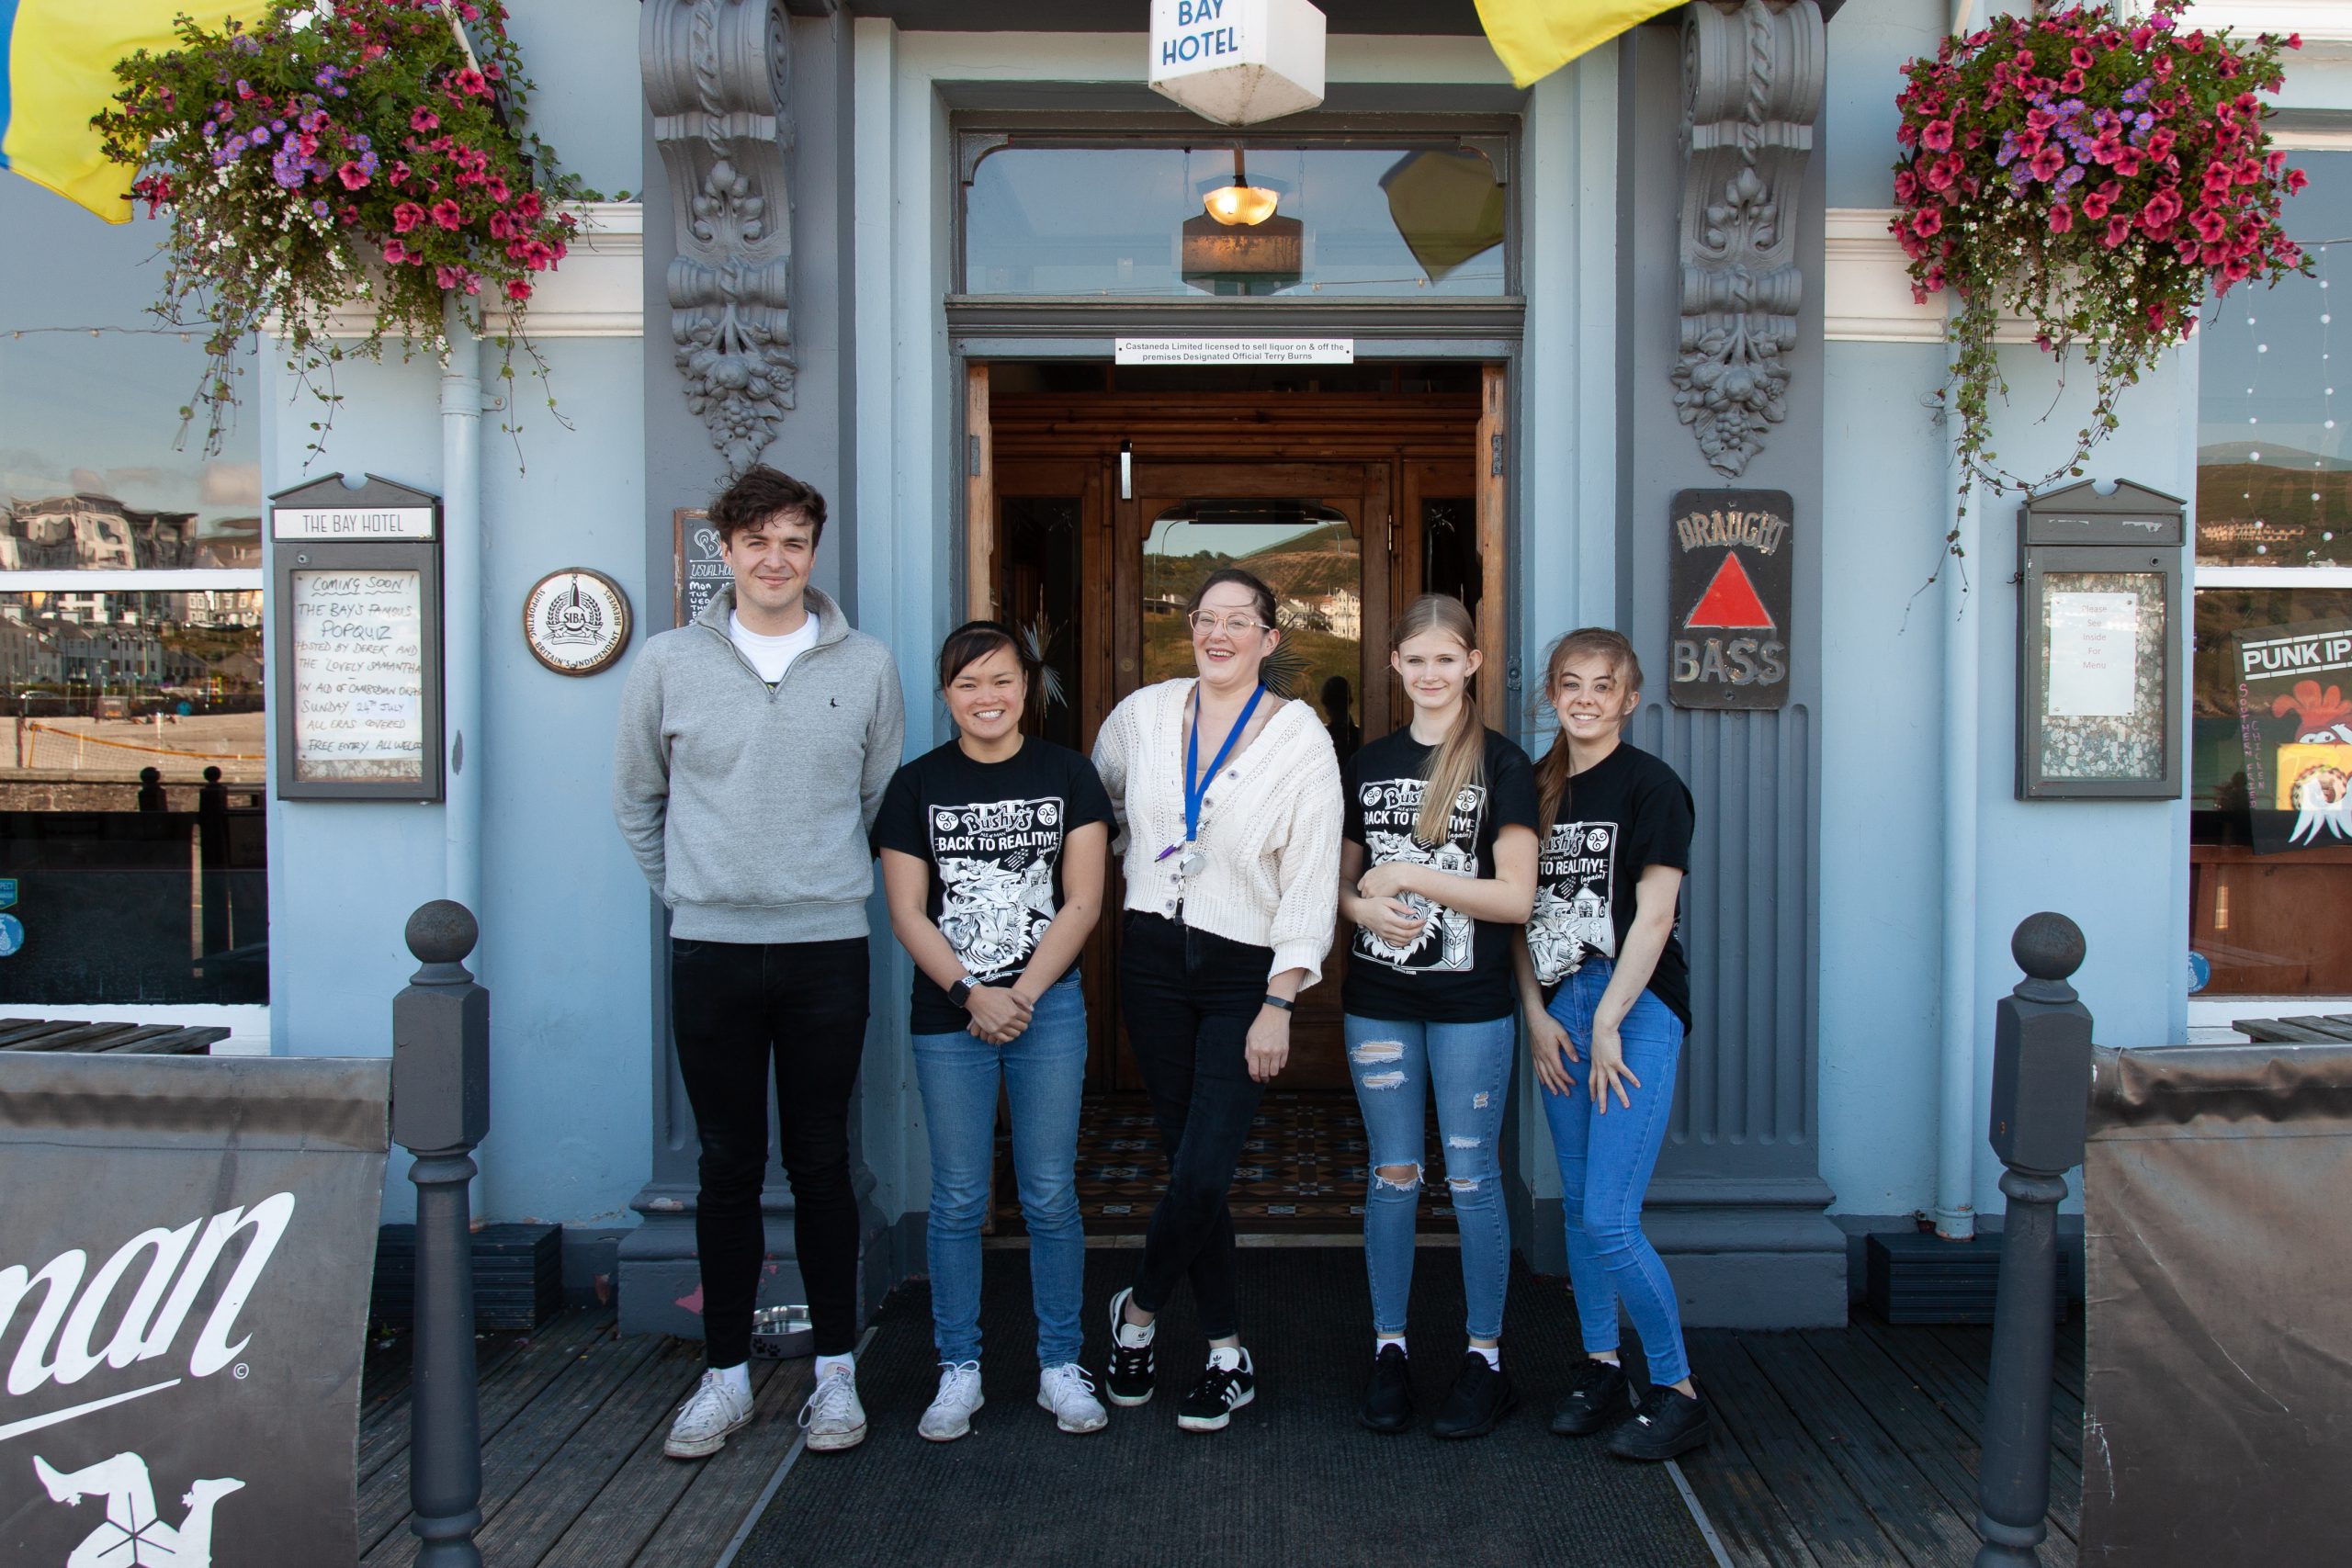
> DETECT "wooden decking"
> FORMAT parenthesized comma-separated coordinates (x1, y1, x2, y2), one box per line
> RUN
(360, 1296, 2082, 1568)
(357, 1306, 808, 1568)
(1680, 1314, 2086, 1567)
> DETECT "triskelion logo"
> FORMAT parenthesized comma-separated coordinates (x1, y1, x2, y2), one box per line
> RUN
(34, 1451, 244, 1568)
(0, 1194, 296, 1440)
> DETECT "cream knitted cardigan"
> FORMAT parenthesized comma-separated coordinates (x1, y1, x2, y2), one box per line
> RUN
(1091, 677, 1342, 988)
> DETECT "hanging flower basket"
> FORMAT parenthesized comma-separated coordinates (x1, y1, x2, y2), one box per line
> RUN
(96, 0, 599, 457)
(1892, 0, 2308, 529)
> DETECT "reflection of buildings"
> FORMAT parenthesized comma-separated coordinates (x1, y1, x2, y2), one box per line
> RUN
(1, 494, 198, 570)
(0, 616, 58, 686)
(1274, 587, 1362, 638)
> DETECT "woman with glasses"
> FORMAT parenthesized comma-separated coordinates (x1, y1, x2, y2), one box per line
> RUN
(1091, 568, 1342, 1432)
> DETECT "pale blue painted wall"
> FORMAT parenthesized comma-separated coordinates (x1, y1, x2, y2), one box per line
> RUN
(1815, 0, 2195, 1220)
(265, 1, 648, 1226)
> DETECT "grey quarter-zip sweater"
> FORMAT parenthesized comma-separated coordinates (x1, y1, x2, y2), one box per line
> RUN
(611, 582, 907, 942)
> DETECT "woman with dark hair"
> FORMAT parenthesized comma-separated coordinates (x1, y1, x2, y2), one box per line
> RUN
(874, 621, 1115, 1442)
(1510, 627, 1712, 1461)
(1340, 593, 1537, 1438)
(1091, 567, 1342, 1432)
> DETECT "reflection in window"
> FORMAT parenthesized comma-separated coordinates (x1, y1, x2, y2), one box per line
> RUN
(999, 496, 1083, 750)
(1143, 503, 1362, 756)
(965, 142, 1507, 299)
(2195, 150, 2350, 567)
(2, 173, 267, 1005)
(1, 592, 266, 1003)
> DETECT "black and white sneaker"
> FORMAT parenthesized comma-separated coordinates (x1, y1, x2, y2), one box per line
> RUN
(1105, 1287, 1156, 1407)
(1176, 1347, 1255, 1432)
(1605, 1382, 1713, 1461)
(1551, 1357, 1634, 1438)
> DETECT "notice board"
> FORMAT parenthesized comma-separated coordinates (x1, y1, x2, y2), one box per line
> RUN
(274, 541, 444, 801)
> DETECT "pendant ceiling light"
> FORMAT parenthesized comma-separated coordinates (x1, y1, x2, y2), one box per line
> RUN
(1203, 149, 1281, 227)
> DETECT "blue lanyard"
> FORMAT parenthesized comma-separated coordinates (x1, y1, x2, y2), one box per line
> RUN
(1180, 682, 1265, 849)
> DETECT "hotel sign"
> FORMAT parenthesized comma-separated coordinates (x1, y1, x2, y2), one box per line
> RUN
(1148, 0, 1327, 126)
(269, 473, 439, 541)
(1668, 489, 1794, 711)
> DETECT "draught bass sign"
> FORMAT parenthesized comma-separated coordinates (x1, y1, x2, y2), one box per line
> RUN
(0, 1055, 390, 1567)
(1668, 489, 1794, 711)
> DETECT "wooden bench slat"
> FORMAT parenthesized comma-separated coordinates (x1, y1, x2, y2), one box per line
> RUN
(0, 1021, 88, 1048)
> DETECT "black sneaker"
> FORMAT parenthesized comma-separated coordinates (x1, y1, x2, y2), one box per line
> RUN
(1104, 1287, 1155, 1407)
(1359, 1343, 1414, 1434)
(1606, 1382, 1713, 1461)
(1430, 1352, 1517, 1439)
(1176, 1348, 1255, 1432)
(1551, 1357, 1634, 1437)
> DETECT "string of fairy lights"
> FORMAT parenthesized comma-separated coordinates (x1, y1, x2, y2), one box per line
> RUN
(2231, 233, 2346, 566)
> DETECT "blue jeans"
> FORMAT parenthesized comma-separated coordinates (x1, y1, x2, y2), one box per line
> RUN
(1344, 1013, 1516, 1342)
(910, 972, 1088, 1368)
(1541, 959, 1692, 1388)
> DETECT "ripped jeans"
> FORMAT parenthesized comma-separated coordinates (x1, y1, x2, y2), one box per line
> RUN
(1343, 1013, 1517, 1342)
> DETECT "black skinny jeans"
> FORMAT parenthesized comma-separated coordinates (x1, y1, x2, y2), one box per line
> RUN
(671, 935, 868, 1363)
(1119, 911, 1273, 1341)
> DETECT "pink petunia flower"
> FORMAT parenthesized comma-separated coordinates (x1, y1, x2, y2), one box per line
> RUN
(431, 198, 463, 230)
(413, 107, 440, 132)
(336, 161, 370, 190)
(392, 201, 426, 233)
(1921, 118, 1955, 152)
(2049, 203, 2075, 233)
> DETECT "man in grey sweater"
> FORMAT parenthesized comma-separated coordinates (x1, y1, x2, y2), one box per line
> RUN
(612, 466, 904, 1460)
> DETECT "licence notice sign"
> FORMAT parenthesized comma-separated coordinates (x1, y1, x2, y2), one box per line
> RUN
(1114, 337, 1353, 367)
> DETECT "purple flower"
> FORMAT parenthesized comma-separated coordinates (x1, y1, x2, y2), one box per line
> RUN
(250, 125, 271, 144)
(201, 120, 217, 137)
(311, 199, 330, 217)
(314, 68, 336, 88)
(226, 134, 248, 153)
(2056, 164, 2085, 192)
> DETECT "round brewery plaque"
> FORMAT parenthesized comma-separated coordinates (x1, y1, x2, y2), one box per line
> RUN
(522, 568, 631, 676)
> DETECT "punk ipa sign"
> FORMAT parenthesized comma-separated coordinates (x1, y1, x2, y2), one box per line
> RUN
(2230, 616, 2352, 854)
(0, 1054, 390, 1567)
(1668, 490, 1793, 710)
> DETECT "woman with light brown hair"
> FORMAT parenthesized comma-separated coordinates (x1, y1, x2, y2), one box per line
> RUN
(1512, 627, 1711, 1461)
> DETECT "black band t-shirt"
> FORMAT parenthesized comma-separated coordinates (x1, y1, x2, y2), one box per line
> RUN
(1528, 740, 1696, 1033)
(1340, 726, 1539, 1023)
(872, 737, 1114, 1033)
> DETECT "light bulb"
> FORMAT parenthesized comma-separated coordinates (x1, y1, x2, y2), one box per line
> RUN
(1203, 183, 1280, 227)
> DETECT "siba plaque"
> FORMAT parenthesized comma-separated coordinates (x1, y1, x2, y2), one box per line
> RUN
(1668, 489, 1794, 711)
(523, 568, 632, 676)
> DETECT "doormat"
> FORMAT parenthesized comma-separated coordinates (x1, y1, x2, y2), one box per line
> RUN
(732, 1248, 1714, 1568)
(1004, 1091, 1451, 1236)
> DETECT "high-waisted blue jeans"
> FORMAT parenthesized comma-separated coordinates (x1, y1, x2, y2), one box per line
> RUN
(1343, 1013, 1517, 1342)
(911, 971, 1088, 1368)
(1541, 958, 1692, 1388)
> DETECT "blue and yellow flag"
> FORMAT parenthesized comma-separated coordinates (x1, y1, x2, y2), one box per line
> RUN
(1472, 0, 1685, 89)
(0, 1, 248, 221)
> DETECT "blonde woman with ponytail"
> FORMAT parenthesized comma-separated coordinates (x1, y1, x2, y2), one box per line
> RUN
(1337, 594, 1538, 1439)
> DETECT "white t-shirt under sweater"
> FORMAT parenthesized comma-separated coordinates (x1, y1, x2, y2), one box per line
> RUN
(1091, 677, 1343, 987)
(729, 609, 820, 684)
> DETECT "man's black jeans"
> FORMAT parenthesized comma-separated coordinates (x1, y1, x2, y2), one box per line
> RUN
(671, 935, 868, 1363)
(1118, 912, 1272, 1341)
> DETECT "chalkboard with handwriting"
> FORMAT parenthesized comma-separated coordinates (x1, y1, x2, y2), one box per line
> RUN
(273, 540, 443, 801)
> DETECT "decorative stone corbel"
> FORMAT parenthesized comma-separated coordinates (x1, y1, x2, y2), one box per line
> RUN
(1672, 0, 1825, 477)
(642, 0, 796, 479)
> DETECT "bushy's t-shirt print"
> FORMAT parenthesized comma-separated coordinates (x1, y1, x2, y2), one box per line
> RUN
(1529, 741, 1696, 1032)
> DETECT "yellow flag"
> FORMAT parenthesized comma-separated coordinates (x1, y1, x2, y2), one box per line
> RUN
(1, 2, 252, 222)
(1471, 0, 1685, 89)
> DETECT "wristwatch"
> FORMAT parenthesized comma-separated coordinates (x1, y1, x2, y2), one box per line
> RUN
(948, 975, 977, 1009)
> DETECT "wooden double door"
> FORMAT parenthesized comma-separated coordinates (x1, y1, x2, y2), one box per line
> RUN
(967, 367, 1506, 1092)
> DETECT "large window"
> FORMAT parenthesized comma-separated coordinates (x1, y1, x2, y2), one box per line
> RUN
(961, 137, 1510, 299)
(2190, 146, 2352, 996)
(0, 173, 267, 1005)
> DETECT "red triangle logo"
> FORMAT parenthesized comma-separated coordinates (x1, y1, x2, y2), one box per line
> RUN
(1684, 554, 1777, 631)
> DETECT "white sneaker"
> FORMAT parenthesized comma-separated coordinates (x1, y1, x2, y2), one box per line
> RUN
(664, 1368, 754, 1459)
(1036, 1362, 1109, 1434)
(797, 1363, 867, 1452)
(919, 1360, 986, 1442)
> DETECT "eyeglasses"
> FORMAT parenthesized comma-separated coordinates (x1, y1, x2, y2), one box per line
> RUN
(1188, 611, 1272, 637)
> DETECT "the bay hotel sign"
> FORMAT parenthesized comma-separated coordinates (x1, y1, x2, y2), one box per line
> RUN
(1149, 0, 1327, 126)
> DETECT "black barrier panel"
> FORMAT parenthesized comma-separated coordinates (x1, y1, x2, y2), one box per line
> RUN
(0, 1054, 390, 1566)
(2082, 1042, 2352, 1560)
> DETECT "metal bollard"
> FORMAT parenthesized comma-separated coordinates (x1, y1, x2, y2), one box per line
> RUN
(1975, 912, 2093, 1568)
(392, 901, 491, 1568)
